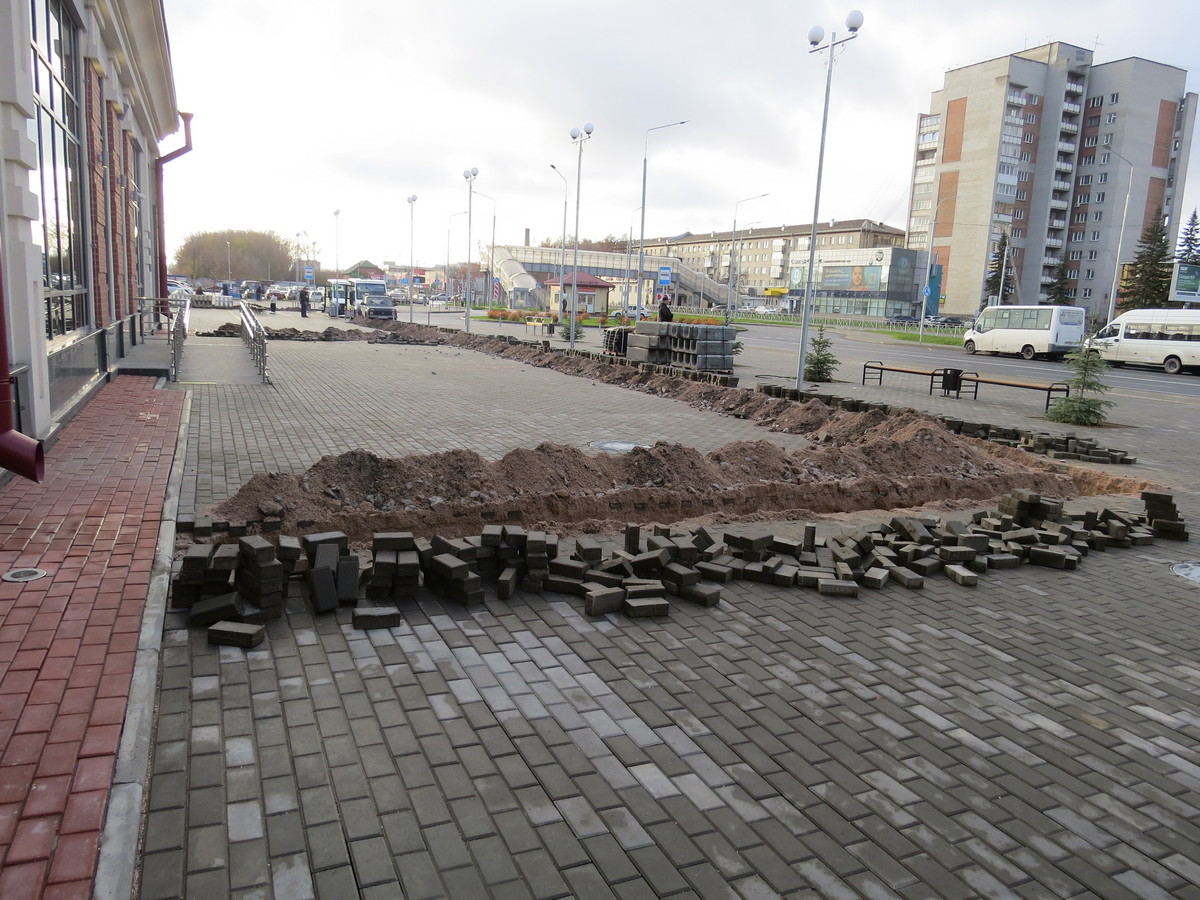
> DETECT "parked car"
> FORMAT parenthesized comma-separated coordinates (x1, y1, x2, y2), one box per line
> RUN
(357, 296, 397, 320)
(886, 315, 919, 325)
(753, 305, 781, 315)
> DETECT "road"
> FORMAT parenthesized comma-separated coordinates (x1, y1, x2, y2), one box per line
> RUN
(737, 322, 1200, 400)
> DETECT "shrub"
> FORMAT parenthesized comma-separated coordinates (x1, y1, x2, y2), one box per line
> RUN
(803, 325, 839, 383)
(1045, 339, 1115, 426)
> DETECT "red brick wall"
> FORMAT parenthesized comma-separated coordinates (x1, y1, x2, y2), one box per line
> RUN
(85, 64, 109, 328)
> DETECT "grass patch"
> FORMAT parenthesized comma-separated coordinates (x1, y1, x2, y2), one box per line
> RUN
(887, 331, 964, 346)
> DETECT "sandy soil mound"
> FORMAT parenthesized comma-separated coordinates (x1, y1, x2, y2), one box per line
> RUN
(209, 401, 1153, 543)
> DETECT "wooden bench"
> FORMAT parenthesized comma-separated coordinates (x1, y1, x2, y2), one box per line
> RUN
(524, 316, 553, 335)
(862, 361, 1070, 410)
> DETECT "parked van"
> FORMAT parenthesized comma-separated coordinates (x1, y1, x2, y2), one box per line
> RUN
(1090, 307, 1200, 375)
(963, 304, 1087, 360)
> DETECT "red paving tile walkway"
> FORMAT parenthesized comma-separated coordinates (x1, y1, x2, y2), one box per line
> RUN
(0, 377, 183, 898)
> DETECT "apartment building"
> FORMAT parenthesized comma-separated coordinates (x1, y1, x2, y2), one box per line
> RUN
(906, 42, 1195, 320)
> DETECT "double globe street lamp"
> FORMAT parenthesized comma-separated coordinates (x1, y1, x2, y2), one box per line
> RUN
(568, 124, 594, 352)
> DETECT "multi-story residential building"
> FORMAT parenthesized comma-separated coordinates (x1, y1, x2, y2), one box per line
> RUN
(905, 42, 1195, 321)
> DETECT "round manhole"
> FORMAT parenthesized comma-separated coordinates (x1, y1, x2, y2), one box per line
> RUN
(1171, 563, 1200, 586)
(2, 568, 49, 583)
(590, 440, 649, 454)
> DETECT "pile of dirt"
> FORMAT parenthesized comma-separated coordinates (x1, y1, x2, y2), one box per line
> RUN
(208, 404, 1154, 544)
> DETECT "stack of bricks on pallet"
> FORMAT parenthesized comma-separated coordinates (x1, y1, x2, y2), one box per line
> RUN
(1141, 490, 1190, 541)
(625, 321, 735, 372)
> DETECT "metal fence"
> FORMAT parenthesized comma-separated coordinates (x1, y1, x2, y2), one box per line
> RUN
(239, 301, 270, 383)
(169, 296, 191, 382)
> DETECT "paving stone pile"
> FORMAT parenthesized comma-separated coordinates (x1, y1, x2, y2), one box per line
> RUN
(171, 489, 1186, 648)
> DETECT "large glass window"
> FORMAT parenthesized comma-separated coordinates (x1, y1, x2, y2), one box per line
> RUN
(30, 0, 87, 339)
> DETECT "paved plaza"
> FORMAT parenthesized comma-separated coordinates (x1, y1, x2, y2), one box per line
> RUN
(3, 308, 1200, 898)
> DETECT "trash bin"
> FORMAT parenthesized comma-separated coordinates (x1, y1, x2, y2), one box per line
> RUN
(941, 368, 963, 395)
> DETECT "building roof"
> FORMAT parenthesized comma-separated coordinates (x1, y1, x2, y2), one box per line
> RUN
(644, 219, 905, 246)
(546, 272, 614, 288)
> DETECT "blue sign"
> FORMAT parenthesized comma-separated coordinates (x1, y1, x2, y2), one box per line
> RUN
(923, 286, 931, 297)
(304, 265, 314, 279)
(658, 266, 671, 285)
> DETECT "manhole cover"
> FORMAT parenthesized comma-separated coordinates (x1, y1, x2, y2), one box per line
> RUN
(2, 568, 49, 583)
(1171, 563, 1200, 586)
(590, 440, 649, 454)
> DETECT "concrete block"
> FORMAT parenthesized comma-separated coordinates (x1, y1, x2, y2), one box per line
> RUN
(308, 567, 339, 614)
(207, 621, 265, 648)
(623, 596, 669, 617)
(817, 579, 859, 598)
(190, 592, 240, 627)
(584, 587, 626, 616)
(352, 607, 403, 630)
(681, 583, 721, 607)
(861, 567, 890, 589)
(944, 564, 978, 586)
(238, 535, 275, 563)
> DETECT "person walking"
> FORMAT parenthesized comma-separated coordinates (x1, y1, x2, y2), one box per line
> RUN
(299, 286, 310, 318)
(658, 298, 674, 323)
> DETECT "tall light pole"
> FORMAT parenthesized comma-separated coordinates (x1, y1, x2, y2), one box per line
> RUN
(474, 190, 497, 309)
(333, 209, 341, 280)
(569, 123, 594, 351)
(917, 193, 957, 343)
(796, 10, 863, 388)
(1106, 150, 1135, 323)
(550, 164, 568, 316)
(624, 207, 641, 309)
(729, 193, 768, 312)
(446, 210, 467, 327)
(407, 194, 417, 323)
(637, 121, 689, 319)
(226, 241, 231, 283)
(463, 167, 478, 333)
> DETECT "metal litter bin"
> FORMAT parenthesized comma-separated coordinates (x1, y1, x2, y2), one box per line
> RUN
(941, 368, 963, 396)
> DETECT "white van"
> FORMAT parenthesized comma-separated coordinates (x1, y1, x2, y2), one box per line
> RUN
(1090, 307, 1200, 375)
(963, 305, 1087, 360)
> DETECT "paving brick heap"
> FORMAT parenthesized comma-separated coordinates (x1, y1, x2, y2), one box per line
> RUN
(170, 490, 1186, 642)
(625, 321, 736, 372)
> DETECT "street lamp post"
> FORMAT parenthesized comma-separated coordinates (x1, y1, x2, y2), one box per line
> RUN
(729, 193, 768, 314)
(796, 10, 863, 388)
(474, 191, 497, 310)
(569, 123, 594, 351)
(917, 193, 958, 343)
(446, 210, 467, 327)
(463, 168, 478, 333)
(333, 209, 341, 280)
(1106, 150, 1135, 323)
(550, 165, 568, 317)
(407, 194, 417, 323)
(637, 121, 689, 319)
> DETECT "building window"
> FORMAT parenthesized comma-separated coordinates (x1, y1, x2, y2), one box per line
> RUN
(1023, 133, 1034, 143)
(1020, 151, 1032, 162)
(1100, 152, 1110, 164)
(1088, 250, 1098, 260)
(1011, 228, 1024, 238)
(1025, 113, 1038, 124)
(1102, 133, 1113, 145)
(1088, 96, 1103, 108)
(1013, 209, 1025, 220)
(1082, 288, 1092, 298)
(1068, 268, 1080, 279)
(1073, 213, 1088, 224)
(1077, 175, 1092, 186)
(1083, 136, 1098, 147)
(1075, 194, 1090, 205)
(1106, 112, 1117, 124)
(1091, 231, 1101, 241)
(1085, 269, 1095, 279)
(1109, 93, 1119, 104)
(1097, 172, 1108, 184)
(1016, 190, 1027, 201)
(1086, 115, 1101, 127)
(31, 0, 87, 340)
(1095, 191, 1105, 203)
(1093, 212, 1103, 222)
(1069, 232, 1084, 242)
(1080, 155, 1094, 166)
(1069, 251, 1082, 260)
(1029, 94, 1040, 106)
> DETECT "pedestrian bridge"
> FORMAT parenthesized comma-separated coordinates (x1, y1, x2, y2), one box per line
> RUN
(485, 245, 730, 309)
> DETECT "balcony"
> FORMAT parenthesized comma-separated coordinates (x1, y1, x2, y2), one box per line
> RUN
(1004, 114, 1024, 127)
(1049, 198, 1069, 211)
(1060, 121, 1079, 134)
(1055, 159, 1074, 173)
(1045, 238, 1064, 249)
(1040, 274, 1057, 285)
(1057, 140, 1077, 153)
(1053, 180, 1072, 192)
(1048, 218, 1067, 229)
(1043, 257, 1062, 268)
(1006, 93, 1027, 106)
(1065, 81, 1084, 95)
(1062, 100, 1082, 113)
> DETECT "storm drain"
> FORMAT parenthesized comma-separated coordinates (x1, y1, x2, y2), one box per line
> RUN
(2, 568, 49, 583)
(1171, 563, 1200, 586)
(589, 440, 650, 454)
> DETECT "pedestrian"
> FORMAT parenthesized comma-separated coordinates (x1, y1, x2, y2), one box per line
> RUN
(299, 287, 310, 318)
(269, 289, 277, 315)
(658, 298, 673, 323)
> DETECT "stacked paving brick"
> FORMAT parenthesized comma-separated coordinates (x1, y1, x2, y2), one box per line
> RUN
(174, 489, 1186, 637)
(625, 321, 735, 372)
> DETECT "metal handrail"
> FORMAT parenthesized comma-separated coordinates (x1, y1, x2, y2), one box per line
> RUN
(239, 301, 270, 383)
(168, 296, 190, 381)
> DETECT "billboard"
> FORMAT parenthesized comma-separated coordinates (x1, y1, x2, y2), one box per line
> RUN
(1174, 263, 1200, 301)
(820, 265, 881, 292)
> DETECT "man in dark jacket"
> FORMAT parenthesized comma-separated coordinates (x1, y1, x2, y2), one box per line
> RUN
(658, 299, 673, 322)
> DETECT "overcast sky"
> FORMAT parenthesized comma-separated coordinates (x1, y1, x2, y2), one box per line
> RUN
(161, 0, 1200, 277)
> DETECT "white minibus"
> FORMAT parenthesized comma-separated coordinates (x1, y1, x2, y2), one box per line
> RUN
(963, 305, 1087, 360)
(1090, 307, 1200, 375)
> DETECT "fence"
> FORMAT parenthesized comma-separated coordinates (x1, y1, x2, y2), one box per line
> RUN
(238, 301, 270, 383)
(169, 296, 191, 382)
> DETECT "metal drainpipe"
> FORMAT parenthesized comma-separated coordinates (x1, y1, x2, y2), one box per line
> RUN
(0, 234, 46, 482)
(155, 113, 193, 300)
